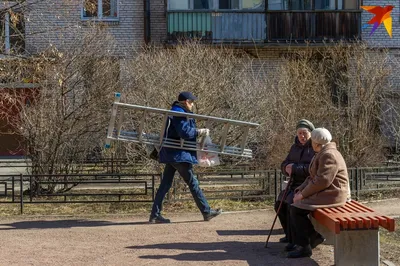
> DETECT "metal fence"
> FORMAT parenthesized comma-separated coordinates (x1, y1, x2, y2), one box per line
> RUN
(0, 173, 159, 214)
(0, 157, 144, 175)
(0, 166, 399, 214)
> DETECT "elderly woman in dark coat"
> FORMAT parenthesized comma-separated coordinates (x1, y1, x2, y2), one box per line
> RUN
(276, 119, 315, 251)
(288, 128, 350, 258)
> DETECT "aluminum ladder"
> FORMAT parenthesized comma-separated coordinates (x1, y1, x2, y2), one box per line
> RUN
(105, 93, 260, 158)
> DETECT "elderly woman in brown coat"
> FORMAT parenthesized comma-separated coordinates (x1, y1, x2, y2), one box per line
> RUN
(287, 128, 350, 258)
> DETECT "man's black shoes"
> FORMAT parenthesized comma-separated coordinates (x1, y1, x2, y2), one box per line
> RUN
(149, 215, 171, 224)
(203, 209, 222, 221)
(287, 245, 312, 258)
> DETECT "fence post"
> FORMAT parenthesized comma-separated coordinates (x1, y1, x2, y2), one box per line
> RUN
(12, 176, 15, 202)
(274, 169, 277, 201)
(19, 174, 23, 215)
(240, 173, 244, 199)
(151, 175, 156, 201)
(355, 167, 359, 200)
(111, 153, 114, 173)
(29, 175, 32, 202)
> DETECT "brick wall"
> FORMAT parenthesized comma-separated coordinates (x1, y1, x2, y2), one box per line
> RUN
(24, 0, 144, 57)
(150, 0, 166, 44)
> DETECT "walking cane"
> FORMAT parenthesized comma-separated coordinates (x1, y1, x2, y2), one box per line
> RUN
(265, 173, 292, 248)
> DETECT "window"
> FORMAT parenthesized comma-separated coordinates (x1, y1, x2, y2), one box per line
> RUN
(268, 0, 287, 10)
(242, 0, 264, 9)
(82, 0, 118, 20)
(218, 0, 264, 9)
(268, 0, 358, 10)
(168, 0, 213, 9)
(168, 0, 264, 10)
(315, 0, 335, 10)
(338, 0, 358, 10)
(219, 0, 240, 9)
(290, 0, 312, 10)
(194, 0, 211, 9)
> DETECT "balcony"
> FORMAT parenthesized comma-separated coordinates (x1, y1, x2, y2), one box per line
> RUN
(167, 10, 361, 45)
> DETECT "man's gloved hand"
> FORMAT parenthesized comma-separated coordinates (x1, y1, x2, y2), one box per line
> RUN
(197, 128, 210, 137)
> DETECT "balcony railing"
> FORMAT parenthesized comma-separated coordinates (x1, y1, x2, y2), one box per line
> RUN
(167, 10, 361, 44)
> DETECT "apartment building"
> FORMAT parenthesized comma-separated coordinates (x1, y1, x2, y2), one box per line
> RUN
(1, 0, 399, 154)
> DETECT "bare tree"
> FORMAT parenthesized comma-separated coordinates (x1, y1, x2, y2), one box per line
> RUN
(0, 25, 121, 194)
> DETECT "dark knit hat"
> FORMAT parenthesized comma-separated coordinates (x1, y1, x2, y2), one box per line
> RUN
(296, 119, 315, 132)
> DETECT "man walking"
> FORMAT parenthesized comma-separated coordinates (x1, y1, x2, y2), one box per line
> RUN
(149, 91, 222, 223)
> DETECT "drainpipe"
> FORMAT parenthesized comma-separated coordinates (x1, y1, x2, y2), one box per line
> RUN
(5, 12, 10, 54)
(144, 0, 151, 44)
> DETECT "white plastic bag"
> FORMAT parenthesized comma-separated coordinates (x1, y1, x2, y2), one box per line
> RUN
(197, 136, 221, 167)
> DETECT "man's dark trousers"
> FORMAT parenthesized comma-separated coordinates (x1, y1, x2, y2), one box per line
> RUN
(151, 162, 211, 217)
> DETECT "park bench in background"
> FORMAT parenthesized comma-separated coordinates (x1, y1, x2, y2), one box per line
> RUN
(311, 200, 395, 266)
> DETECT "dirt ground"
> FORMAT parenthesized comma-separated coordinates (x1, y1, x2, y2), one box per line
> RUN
(0, 199, 398, 266)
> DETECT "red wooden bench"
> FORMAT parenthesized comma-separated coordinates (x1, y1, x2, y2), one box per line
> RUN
(311, 200, 396, 266)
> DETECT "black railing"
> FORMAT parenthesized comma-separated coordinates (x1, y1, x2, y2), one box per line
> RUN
(0, 166, 399, 214)
(167, 10, 361, 44)
(0, 173, 159, 214)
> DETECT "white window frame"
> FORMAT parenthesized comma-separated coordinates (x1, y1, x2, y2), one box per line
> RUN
(81, 0, 119, 21)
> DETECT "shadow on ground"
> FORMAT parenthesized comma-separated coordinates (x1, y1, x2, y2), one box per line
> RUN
(128, 241, 320, 266)
(0, 220, 148, 230)
(0, 218, 217, 230)
(216, 229, 283, 236)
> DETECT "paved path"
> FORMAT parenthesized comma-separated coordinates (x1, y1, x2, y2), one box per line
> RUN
(0, 199, 397, 266)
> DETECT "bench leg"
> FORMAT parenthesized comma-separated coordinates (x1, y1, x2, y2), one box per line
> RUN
(334, 229, 380, 266)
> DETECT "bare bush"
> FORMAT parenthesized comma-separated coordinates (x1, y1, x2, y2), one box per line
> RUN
(114, 41, 400, 169)
(261, 43, 393, 167)
(120, 42, 276, 171)
(0, 26, 120, 193)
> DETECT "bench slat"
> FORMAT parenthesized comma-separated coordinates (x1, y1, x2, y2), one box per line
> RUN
(350, 201, 375, 212)
(338, 217, 349, 230)
(376, 216, 388, 228)
(360, 217, 371, 228)
(313, 209, 341, 234)
(366, 215, 380, 229)
(382, 216, 396, 232)
(312, 200, 396, 234)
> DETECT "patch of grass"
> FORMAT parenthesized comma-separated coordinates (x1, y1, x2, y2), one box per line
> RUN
(380, 219, 400, 264)
(356, 189, 400, 201)
(0, 198, 273, 217)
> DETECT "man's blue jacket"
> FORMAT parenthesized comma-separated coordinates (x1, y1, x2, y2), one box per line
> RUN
(158, 102, 198, 164)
